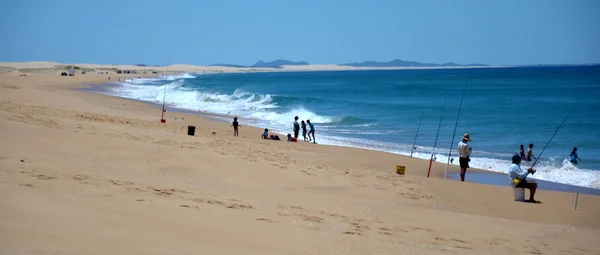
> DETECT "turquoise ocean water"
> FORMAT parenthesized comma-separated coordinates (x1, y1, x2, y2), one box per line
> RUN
(102, 66, 600, 189)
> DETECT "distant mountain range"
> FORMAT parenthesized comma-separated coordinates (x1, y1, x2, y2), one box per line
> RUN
(208, 59, 600, 69)
(209, 59, 309, 68)
(341, 59, 488, 67)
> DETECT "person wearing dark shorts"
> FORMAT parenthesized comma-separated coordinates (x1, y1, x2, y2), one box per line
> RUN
(457, 133, 472, 182)
(508, 154, 538, 202)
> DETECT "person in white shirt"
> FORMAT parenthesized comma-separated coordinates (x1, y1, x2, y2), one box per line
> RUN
(508, 154, 538, 203)
(457, 133, 472, 182)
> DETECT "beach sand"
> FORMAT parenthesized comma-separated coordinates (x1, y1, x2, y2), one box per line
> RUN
(1, 65, 599, 255)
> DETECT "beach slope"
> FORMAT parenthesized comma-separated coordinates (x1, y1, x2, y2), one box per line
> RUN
(1, 70, 599, 255)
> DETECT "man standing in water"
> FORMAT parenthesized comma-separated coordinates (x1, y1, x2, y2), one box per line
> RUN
(457, 133, 472, 182)
(293, 116, 300, 139)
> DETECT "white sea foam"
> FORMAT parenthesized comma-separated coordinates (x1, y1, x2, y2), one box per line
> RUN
(283, 133, 600, 189)
(108, 78, 342, 126)
(104, 76, 600, 190)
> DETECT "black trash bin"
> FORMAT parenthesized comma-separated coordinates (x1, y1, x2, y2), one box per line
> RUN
(187, 125, 196, 136)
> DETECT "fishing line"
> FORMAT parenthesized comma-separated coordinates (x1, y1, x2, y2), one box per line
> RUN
(532, 82, 599, 170)
(410, 99, 434, 157)
(444, 79, 468, 179)
(427, 96, 448, 178)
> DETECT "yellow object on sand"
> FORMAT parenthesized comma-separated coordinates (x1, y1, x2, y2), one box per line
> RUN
(396, 165, 405, 175)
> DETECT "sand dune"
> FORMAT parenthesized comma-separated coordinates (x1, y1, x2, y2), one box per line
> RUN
(0, 68, 599, 254)
(0, 61, 502, 77)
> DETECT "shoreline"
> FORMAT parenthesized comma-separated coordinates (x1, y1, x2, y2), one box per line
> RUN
(83, 79, 600, 195)
(2, 71, 600, 254)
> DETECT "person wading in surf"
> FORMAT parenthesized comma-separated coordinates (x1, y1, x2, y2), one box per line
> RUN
(525, 143, 536, 162)
(457, 133, 472, 182)
(569, 147, 581, 165)
(519, 144, 526, 160)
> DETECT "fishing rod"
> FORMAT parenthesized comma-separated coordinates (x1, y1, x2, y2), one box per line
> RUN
(410, 111, 424, 158)
(160, 56, 171, 123)
(531, 82, 599, 170)
(444, 79, 468, 179)
(427, 96, 447, 178)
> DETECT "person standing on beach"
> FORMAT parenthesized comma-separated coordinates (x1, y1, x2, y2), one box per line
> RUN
(457, 133, 472, 182)
(509, 154, 538, 203)
(293, 116, 300, 139)
(231, 117, 240, 137)
(301, 120, 309, 142)
(569, 147, 581, 165)
(525, 143, 536, 162)
(307, 119, 315, 144)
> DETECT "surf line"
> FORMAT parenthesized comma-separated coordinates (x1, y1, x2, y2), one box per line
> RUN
(531, 81, 599, 170)
(160, 56, 171, 123)
(427, 96, 448, 178)
(444, 79, 468, 179)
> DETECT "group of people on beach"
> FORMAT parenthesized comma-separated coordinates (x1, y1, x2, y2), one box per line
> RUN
(518, 144, 581, 165)
(292, 116, 316, 143)
(457, 134, 583, 203)
(230, 116, 316, 144)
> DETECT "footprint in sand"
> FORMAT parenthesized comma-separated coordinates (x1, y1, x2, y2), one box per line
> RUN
(256, 218, 278, 223)
(72, 175, 90, 181)
(109, 180, 134, 186)
(179, 204, 199, 209)
(33, 174, 56, 180)
(194, 198, 254, 210)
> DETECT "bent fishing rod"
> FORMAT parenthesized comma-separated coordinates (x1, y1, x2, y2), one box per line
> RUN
(444, 79, 468, 179)
(427, 96, 447, 178)
(531, 82, 599, 171)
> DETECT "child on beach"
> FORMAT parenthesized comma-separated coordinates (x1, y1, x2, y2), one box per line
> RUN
(287, 133, 297, 142)
(301, 120, 309, 142)
(262, 128, 281, 140)
(231, 117, 240, 137)
(569, 147, 581, 165)
(307, 120, 315, 144)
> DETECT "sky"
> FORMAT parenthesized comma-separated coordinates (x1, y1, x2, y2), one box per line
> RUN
(1, 0, 599, 66)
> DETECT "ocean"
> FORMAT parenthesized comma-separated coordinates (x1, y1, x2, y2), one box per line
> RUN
(100, 66, 600, 189)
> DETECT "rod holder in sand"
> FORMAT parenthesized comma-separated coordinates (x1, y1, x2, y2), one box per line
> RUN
(574, 192, 579, 210)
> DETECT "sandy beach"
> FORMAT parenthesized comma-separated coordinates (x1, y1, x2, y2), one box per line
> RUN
(1, 64, 599, 255)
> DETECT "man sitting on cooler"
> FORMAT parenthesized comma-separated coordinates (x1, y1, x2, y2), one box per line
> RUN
(508, 154, 538, 203)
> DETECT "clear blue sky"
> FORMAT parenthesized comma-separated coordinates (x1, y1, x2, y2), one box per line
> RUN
(1, 0, 599, 66)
